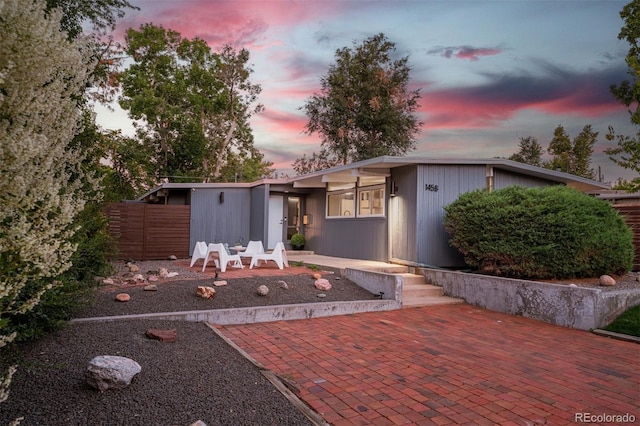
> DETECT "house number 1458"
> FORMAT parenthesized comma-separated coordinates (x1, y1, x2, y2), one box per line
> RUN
(425, 184, 439, 192)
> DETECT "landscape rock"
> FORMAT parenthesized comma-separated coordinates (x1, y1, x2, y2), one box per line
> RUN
(190, 421, 207, 426)
(159, 268, 168, 278)
(314, 278, 332, 291)
(145, 328, 177, 343)
(257, 285, 269, 296)
(213, 280, 228, 286)
(317, 293, 326, 298)
(166, 272, 179, 278)
(196, 286, 216, 299)
(115, 293, 130, 302)
(277, 280, 289, 290)
(167, 255, 178, 260)
(599, 275, 616, 286)
(132, 274, 145, 281)
(143, 284, 158, 291)
(312, 273, 322, 280)
(129, 264, 139, 272)
(102, 278, 115, 285)
(147, 275, 159, 282)
(86, 355, 141, 392)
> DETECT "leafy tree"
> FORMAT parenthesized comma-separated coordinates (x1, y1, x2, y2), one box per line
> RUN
(45, 0, 138, 39)
(1, 0, 93, 402)
(508, 136, 544, 166)
(118, 24, 271, 183)
(292, 148, 342, 175)
(606, 127, 640, 190)
(610, 0, 640, 126)
(606, 0, 640, 190)
(298, 33, 422, 171)
(545, 125, 597, 179)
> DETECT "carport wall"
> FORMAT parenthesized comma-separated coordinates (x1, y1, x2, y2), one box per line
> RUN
(189, 187, 252, 251)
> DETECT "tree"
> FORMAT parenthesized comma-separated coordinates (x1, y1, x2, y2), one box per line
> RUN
(292, 148, 342, 175)
(45, 0, 138, 40)
(298, 33, 422, 172)
(606, 127, 640, 190)
(1, 0, 93, 402)
(508, 136, 544, 166)
(610, 0, 640, 126)
(118, 24, 271, 184)
(545, 125, 597, 179)
(606, 0, 640, 190)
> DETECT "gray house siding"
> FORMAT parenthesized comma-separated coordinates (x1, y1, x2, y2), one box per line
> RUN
(249, 185, 268, 244)
(416, 164, 487, 267)
(304, 189, 387, 261)
(189, 188, 251, 254)
(389, 166, 417, 263)
(494, 169, 556, 189)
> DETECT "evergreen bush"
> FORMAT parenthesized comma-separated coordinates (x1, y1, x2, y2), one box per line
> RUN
(444, 185, 634, 279)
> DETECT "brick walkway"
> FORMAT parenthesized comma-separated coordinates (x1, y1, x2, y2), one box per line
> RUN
(216, 304, 639, 425)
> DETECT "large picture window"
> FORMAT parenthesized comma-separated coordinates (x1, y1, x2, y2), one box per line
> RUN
(326, 180, 385, 218)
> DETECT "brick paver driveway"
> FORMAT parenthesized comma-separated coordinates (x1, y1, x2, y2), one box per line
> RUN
(217, 303, 639, 425)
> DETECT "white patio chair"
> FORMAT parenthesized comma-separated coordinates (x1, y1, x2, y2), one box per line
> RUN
(249, 242, 289, 270)
(202, 243, 244, 272)
(238, 240, 265, 261)
(189, 241, 208, 267)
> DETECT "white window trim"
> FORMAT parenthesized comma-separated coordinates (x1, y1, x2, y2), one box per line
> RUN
(357, 184, 385, 217)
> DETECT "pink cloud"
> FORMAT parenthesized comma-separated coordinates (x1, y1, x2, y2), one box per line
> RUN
(430, 45, 503, 61)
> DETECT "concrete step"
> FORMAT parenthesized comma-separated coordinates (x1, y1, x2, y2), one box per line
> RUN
(402, 295, 465, 308)
(400, 273, 464, 308)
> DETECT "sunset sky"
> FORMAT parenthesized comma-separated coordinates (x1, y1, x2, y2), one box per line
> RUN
(94, 0, 637, 184)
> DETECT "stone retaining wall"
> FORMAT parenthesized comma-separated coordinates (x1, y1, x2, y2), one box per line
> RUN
(420, 268, 640, 330)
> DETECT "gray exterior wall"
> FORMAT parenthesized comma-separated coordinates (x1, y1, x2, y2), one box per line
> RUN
(304, 189, 387, 261)
(415, 164, 487, 267)
(249, 185, 268, 244)
(494, 169, 556, 189)
(189, 188, 251, 254)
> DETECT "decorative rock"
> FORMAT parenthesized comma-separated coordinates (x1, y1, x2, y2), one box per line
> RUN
(129, 264, 139, 272)
(86, 355, 141, 392)
(143, 284, 158, 291)
(568, 284, 578, 288)
(599, 275, 616, 286)
(132, 274, 145, 281)
(257, 285, 269, 296)
(312, 273, 322, 280)
(317, 293, 326, 298)
(159, 268, 168, 278)
(314, 278, 332, 291)
(196, 286, 216, 299)
(213, 280, 228, 286)
(102, 278, 115, 285)
(190, 421, 207, 426)
(167, 255, 178, 260)
(166, 272, 179, 278)
(277, 280, 289, 290)
(145, 328, 177, 343)
(147, 275, 159, 282)
(115, 293, 130, 302)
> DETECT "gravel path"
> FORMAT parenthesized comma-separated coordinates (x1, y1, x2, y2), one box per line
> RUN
(1, 260, 375, 426)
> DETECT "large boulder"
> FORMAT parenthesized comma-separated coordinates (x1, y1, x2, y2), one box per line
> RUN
(86, 355, 141, 392)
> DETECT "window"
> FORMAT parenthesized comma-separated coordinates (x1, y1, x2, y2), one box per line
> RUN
(327, 190, 355, 217)
(358, 186, 384, 216)
(326, 181, 385, 218)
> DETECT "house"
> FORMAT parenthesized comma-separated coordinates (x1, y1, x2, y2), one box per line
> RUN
(124, 156, 609, 267)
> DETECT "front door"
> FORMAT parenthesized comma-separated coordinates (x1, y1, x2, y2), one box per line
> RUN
(267, 195, 284, 249)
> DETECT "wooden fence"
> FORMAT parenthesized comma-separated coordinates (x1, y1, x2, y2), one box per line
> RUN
(106, 203, 191, 261)
(613, 204, 640, 270)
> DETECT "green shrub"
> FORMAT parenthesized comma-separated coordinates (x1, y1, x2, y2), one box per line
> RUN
(444, 185, 634, 279)
(290, 233, 306, 247)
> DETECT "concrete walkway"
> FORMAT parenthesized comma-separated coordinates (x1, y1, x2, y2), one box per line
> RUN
(286, 252, 408, 273)
(215, 304, 639, 425)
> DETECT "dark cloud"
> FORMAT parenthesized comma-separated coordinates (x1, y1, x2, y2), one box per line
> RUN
(421, 61, 629, 129)
(428, 45, 503, 61)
